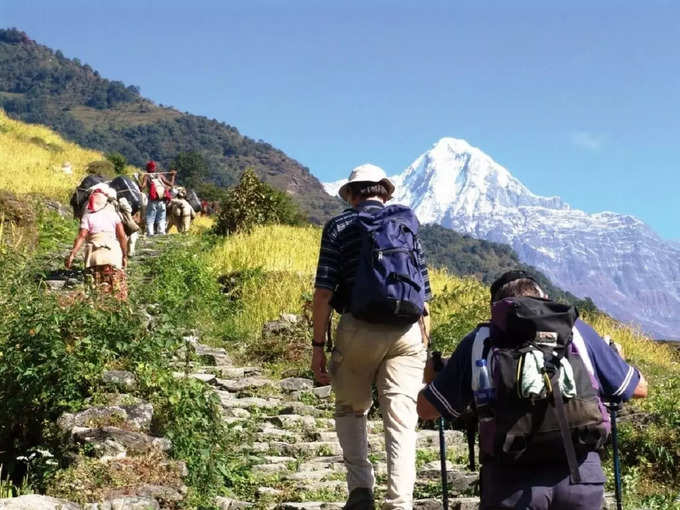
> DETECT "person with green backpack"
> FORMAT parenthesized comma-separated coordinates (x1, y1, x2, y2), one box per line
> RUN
(311, 164, 432, 510)
(417, 270, 648, 510)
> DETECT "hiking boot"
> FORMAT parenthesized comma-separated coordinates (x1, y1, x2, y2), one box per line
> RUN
(343, 488, 374, 510)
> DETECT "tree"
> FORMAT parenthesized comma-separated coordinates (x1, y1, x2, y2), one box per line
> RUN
(171, 151, 209, 189)
(213, 169, 305, 235)
(105, 152, 127, 174)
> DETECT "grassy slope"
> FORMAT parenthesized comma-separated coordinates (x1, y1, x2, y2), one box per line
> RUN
(0, 109, 98, 202)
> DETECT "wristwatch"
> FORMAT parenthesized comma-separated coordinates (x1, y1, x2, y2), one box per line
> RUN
(312, 340, 325, 348)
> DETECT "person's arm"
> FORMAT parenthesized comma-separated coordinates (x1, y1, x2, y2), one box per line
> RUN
(610, 340, 648, 398)
(311, 288, 333, 385)
(577, 321, 648, 402)
(418, 332, 476, 421)
(422, 302, 431, 335)
(311, 221, 341, 384)
(417, 389, 441, 420)
(65, 228, 89, 268)
(140, 173, 148, 189)
(160, 171, 177, 187)
(633, 373, 648, 398)
(115, 223, 128, 268)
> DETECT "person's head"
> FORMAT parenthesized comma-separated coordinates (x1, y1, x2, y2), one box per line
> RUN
(87, 190, 108, 212)
(338, 164, 395, 207)
(490, 270, 546, 305)
(146, 160, 156, 173)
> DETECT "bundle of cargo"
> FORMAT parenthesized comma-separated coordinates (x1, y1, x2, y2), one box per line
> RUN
(109, 175, 143, 215)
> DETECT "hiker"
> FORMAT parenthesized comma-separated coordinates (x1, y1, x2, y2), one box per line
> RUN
(311, 164, 432, 510)
(65, 189, 128, 300)
(167, 187, 197, 233)
(417, 270, 648, 510)
(139, 160, 175, 236)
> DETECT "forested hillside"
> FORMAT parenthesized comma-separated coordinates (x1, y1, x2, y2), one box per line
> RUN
(0, 28, 341, 223)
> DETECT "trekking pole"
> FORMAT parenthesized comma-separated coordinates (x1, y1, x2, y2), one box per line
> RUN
(609, 399, 623, 510)
(466, 420, 476, 471)
(432, 351, 449, 510)
(603, 336, 623, 510)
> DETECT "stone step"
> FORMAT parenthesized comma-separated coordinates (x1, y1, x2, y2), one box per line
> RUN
(221, 397, 282, 410)
(280, 377, 314, 392)
(258, 455, 297, 464)
(297, 456, 345, 472)
(417, 462, 477, 494)
(269, 440, 343, 457)
(277, 502, 344, 510)
(267, 414, 317, 430)
(279, 402, 325, 417)
(294, 480, 346, 494)
(214, 376, 272, 393)
(71, 426, 171, 459)
(172, 372, 218, 384)
(284, 470, 334, 482)
(252, 463, 290, 474)
(256, 487, 284, 499)
(413, 497, 480, 510)
(417, 429, 465, 449)
(258, 425, 304, 441)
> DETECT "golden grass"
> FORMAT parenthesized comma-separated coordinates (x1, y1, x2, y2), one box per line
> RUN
(0, 109, 105, 202)
(208, 225, 319, 339)
(583, 311, 679, 371)
(190, 214, 215, 234)
(209, 224, 321, 275)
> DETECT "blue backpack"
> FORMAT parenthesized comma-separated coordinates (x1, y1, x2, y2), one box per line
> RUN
(350, 205, 426, 325)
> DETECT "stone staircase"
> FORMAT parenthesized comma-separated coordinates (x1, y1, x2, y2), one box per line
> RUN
(170, 335, 480, 510)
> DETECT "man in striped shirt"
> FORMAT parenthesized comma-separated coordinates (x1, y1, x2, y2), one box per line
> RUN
(312, 164, 432, 510)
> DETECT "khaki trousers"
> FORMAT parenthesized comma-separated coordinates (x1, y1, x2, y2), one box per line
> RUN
(329, 314, 426, 510)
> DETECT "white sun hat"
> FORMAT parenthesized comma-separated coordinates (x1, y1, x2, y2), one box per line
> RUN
(337, 163, 395, 202)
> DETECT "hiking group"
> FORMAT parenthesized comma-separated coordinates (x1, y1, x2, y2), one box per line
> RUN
(65, 160, 201, 299)
(311, 164, 648, 510)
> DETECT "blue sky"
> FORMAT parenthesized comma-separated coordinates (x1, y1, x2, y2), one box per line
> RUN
(3, 0, 679, 239)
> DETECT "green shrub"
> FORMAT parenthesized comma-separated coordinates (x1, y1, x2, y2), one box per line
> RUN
(36, 208, 77, 255)
(104, 152, 127, 175)
(85, 160, 115, 179)
(213, 169, 305, 236)
(134, 237, 237, 345)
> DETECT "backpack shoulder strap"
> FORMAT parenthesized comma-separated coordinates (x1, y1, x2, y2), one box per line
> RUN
(548, 369, 582, 483)
(471, 325, 490, 364)
(471, 325, 491, 392)
(571, 325, 595, 377)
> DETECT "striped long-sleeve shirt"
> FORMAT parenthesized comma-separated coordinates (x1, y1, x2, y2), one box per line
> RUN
(314, 200, 432, 311)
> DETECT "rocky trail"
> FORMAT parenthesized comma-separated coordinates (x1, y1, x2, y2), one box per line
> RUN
(3, 235, 480, 510)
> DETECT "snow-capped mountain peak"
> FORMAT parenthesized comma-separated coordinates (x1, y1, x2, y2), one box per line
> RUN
(393, 137, 567, 224)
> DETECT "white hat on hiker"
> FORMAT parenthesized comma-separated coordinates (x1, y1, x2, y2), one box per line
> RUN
(338, 163, 395, 202)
